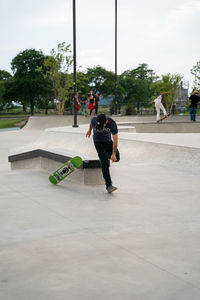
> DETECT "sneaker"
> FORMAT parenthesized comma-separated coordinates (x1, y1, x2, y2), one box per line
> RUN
(106, 185, 117, 193)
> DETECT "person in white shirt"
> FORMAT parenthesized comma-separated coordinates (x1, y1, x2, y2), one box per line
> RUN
(153, 92, 170, 122)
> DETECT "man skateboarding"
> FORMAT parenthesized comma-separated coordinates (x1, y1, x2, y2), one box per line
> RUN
(86, 114, 120, 193)
(152, 92, 170, 122)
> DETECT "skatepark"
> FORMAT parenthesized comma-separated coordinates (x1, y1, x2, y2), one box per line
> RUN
(1, 115, 200, 300)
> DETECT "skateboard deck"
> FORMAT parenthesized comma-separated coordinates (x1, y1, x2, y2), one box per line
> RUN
(49, 156, 82, 185)
(157, 114, 170, 123)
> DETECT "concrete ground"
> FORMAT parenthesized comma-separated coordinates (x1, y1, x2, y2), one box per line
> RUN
(1, 115, 200, 300)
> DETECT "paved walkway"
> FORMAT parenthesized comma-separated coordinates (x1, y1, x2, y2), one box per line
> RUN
(1, 116, 200, 300)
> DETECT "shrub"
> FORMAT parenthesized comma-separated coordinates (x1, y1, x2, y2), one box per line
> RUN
(125, 103, 136, 115)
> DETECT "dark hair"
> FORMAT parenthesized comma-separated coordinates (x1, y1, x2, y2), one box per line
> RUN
(96, 114, 107, 130)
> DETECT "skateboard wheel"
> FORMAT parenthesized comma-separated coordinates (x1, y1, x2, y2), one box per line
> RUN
(49, 175, 58, 185)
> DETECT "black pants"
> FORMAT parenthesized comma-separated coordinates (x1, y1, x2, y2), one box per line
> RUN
(94, 141, 120, 188)
(95, 103, 99, 114)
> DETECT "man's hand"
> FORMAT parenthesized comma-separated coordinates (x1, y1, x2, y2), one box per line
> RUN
(111, 134, 118, 163)
(86, 124, 93, 138)
(111, 134, 118, 162)
(110, 153, 117, 162)
(86, 130, 92, 138)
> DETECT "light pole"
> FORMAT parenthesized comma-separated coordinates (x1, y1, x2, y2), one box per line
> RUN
(114, 0, 118, 115)
(72, 0, 78, 127)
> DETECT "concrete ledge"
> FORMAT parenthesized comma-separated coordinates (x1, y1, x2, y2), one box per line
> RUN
(132, 121, 200, 133)
(8, 149, 104, 185)
(116, 120, 200, 133)
(8, 149, 101, 168)
(118, 126, 136, 132)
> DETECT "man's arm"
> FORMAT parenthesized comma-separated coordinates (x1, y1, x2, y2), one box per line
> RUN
(162, 91, 170, 96)
(150, 95, 161, 104)
(110, 134, 118, 162)
(86, 123, 92, 138)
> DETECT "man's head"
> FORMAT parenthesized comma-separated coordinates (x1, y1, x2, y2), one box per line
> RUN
(193, 90, 199, 94)
(96, 114, 107, 130)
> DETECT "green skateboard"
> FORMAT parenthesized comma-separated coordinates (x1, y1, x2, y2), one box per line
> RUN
(49, 156, 83, 185)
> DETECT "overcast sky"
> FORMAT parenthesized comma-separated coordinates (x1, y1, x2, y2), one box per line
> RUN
(0, 0, 199, 91)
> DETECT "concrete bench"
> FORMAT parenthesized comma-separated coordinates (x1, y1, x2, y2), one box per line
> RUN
(8, 149, 104, 185)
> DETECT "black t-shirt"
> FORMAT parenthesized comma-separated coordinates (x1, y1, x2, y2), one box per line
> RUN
(91, 117, 118, 142)
(189, 94, 200, 108)
(88, 94, 96, 104)
(80, 96, 87, 104)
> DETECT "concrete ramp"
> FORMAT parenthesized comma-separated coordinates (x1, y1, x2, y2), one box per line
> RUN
(23, 115, 90, 131)
(12, 123, 136, 156)
(23, 115, 200, 133)
(11, 126, 98, 159)
(118, 137, 200, 171)
(9, 124, 200, 175)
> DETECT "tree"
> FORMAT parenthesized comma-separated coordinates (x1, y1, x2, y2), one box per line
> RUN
(0, 70, 12, 81)
(119, 64, 157, 113)
(0, 70, 13, 110)
(87, 65, 115, 95)
(11, 49, 46, 115)
(2, 78, 21, 110)
(76, 72, 90, 95)
(39, 42, 73, 114)
(150, 73, 184, 112)
(191, 61, 200, 90)
(0, 81, 5, 110)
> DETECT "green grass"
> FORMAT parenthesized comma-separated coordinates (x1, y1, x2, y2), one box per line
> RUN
(0, 114, 30, 118)
(181, 109, 200, 115)
(0, 118, 27, 129)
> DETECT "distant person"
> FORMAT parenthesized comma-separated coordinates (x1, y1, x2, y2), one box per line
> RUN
(95, 92, 100, 114)
(151, 92, 170, 122)
(71, 93, 80, 113)
(75, 93, 80, 112)
(189, 90, 200, 122)
(88, 90, 96, 116)
(86, 113, 120, 193)
(80, 94, 88, 116)
(171, 103, 176, 115)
